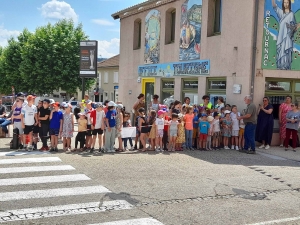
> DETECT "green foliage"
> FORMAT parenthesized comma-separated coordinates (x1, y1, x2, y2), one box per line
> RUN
(0, 19, 95, 96)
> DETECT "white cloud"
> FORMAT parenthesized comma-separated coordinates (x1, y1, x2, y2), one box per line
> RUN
(0, 26, 21, 47)
(91, 19, 115, 26)
(98, 38, 120, 58)
(40, 0, 78, 23)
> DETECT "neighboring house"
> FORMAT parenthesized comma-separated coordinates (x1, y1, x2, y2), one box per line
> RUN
(95, 54, 119, 103)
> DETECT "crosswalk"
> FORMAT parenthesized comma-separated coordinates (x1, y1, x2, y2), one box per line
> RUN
(0, 155, 164, 224)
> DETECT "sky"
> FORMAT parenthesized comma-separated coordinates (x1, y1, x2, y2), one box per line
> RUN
(0, 0, 144, 58)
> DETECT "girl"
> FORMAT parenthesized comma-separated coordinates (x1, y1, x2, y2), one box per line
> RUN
(148, 110, 157, 151)
(183, 106, 194, 150)
(155, 110, 165, 152)
(116, 104, 124, 152)
(222, 110, 232, 149)
(169, 113, 179, 151)
(176, 114, 185, 151)
(138, 108, 149, 152)
(61, 103, 74, 153)
(239, 109, 246, 150)
(212, 112, 221, 150)
(207, 116, 214, 150)
(74, 113, 87, 151)
(230, 105, 240, 150)
(122, 112, 134, 151)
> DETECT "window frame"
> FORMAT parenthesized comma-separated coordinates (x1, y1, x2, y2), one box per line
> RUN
(113, 71, 119, 83)
(133, 19, 142, 50)
(104, 72, 108, 84)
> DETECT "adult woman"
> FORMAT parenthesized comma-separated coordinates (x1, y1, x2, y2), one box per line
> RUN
(132, 93, 145, 124)
(284, 103, 300, 152)
(182, 97, 190, 107)
(279, 95, 292, 146)
(200, 95, 213, 110)
(149, 94, 160, 111)
(255, 97, 274, 150)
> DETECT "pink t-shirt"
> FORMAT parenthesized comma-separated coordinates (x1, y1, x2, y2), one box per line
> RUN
(184, 113, 194, 130)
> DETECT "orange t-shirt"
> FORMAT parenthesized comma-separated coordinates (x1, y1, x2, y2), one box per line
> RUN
(184, 113, 194, 130)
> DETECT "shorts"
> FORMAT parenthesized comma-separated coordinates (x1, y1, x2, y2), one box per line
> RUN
(92, 128, 103, 135)
(33, 125, 39, 134)
(213, 132, 220, 138)
(169, 129, 177, 137)
(192, 128, 198, 138)
(24, 125, 34, 135)
(232, 130, 239, 137)
(156, 129, 163, 138)
(50, 128, 60, 136)
(86, 125, 92, 136)
(239, 128, 244, 136)
(199, 133, 208, 141)
(136, 127, 140, 136)
(13, 122, 23, 134)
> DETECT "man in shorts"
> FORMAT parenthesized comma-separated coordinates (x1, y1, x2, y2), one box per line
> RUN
(90, 103, 105, 152)
(21, 95, 38, 151)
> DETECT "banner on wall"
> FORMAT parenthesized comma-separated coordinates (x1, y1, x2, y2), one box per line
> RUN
(179, 0, 202, 61)
(262, 0, 300, 70)
(144, 10, 161, 64)
(138, 59, 210, 77)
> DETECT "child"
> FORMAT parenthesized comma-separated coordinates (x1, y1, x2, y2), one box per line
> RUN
(38, 99, 51, 151)
(21, 95, 38, 151)
(176, 114, 185, 151)
(122, 112, 134, 151)
(12, 97, 24, 149)
(116, 104, 124, 152)
(192, 109, 199, 149)
(49, 102, 63, 152)
(84, 102, 94, 151)
(138, 107, 149, 152)
(183, 106, 194, 150)
(104, 101, 117, 153)
(162, 108, 171, 151)
(207, 116, 214, 150)
(155, 110, 165, 152)
(90, 103, 105, 152)
(75, 113, 87, 151)
(222, 110, 232, 149)
(148, 110, 157, 151)
(239, 109, 246, 150)
(230, 105, 240, 150)
(169, 113, 179, 151)
(212, 112, 221, 150)
(199, 114, 210, 151)
(61, 103, 74, 153)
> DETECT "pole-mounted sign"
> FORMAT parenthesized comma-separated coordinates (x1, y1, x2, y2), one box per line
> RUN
(79, 40, 98, 78)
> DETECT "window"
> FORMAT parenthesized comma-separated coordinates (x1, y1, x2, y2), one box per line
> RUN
(113, 72, 119, 83)
(165, 8, 176, 44)
(104, 92, 108, 100)
(111, 92, 114, 102)
(104, 72, 108, 83)
(207, 0, 222, 36)
(133, 19, 142, 50)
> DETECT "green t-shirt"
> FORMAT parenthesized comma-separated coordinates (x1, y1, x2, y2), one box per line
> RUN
(244, 103, 257, 124)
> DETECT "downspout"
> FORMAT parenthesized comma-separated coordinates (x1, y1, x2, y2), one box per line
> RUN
(250, 0, 259, 98)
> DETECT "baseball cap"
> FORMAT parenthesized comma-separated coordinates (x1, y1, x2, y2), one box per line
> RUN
(17, 92, 25, 97)
(49, 99, 55, 104)
(202, 113, 207, 117)
(53, 102, 60, 107)
(108, 101, 117, 107)
(94, 103, 103, 108)
(43, 99, 50, 104)
(27, 95, 35, 101)
(116, 104, 123, 109)
(157, 110, 164, 116)
(194, 109, 198, 113)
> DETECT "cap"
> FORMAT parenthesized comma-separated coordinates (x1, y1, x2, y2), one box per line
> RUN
(224, 110, 231, 114)
(49, 99, 55, 104)
(43, 99, 50, 104)
(63, 103, 71, 108)
(157, 110, 164, 116)
(27, 95, 35, 101)
(108, 101, 117, 107)
(194, 109, 198, 113)
(94, 103, 100, 108)
(207, 116, 214, 122)
(17, 92, 25, 97)
(116, 104, 123, 109)
(78, 112, 86, 116)
(202, 113, 207, 117)
(53, 102, 60, 107)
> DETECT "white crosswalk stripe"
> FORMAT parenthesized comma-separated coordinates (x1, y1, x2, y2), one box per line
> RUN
(0, 165, 75, 174)
(88, 218, 164, 225)
(0, 157, 61, 164)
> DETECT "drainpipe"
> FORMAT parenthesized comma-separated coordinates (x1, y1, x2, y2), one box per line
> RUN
(250, 0, 259, 98)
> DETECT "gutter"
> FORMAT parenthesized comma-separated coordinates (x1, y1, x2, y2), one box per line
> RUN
(250, 0, 259, 98)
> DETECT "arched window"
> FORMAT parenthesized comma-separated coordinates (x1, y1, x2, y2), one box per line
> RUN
(133, 18, 142, 50)
(165, 8, 176, 44)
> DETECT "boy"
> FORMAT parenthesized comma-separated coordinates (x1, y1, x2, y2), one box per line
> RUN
(21, 95, 38, 151)
(192, 109, 199, 149)
(12, 97, 24, 149)
(90, 103, 105, 153)
(49, 102, 63, 152)
(84, 102, 94, 151)
(199, 114, 210, 150)
(39, 99, 51, 151)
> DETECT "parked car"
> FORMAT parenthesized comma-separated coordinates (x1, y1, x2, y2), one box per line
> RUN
(69, 101, 79, 112)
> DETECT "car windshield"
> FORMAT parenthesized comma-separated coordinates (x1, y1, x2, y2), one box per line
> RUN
(70, 102, 77, 105)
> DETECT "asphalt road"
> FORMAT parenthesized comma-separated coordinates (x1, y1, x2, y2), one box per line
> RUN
(1, 136, 300, 225)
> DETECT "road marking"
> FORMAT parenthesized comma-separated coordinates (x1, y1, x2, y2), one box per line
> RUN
(247, 216, 300, 225)
(0, 151, 50, 156)
(0, 174, 90, 186)
(0, 185, 111, 201)
(0, 157, 61, 164)
(88, 218, 164, 225)
(0, 165, 75, 174)
(257, 152, 287, 161)
(0, 200, 133, 223)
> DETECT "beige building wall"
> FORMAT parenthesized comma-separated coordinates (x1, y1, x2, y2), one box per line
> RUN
(97, 67, 119, 103)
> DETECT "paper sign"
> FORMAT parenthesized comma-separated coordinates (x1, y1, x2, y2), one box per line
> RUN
(121, 127, 136, 138)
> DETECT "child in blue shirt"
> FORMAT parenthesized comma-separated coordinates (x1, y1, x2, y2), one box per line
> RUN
(199, 114, 210, 151)
(192, 109, 199, 148)
(49, 102, 63, 152)
(104, 101, 117, 153)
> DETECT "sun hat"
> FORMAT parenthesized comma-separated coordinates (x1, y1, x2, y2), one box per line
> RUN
(116, 104, 123, 109)
(108, 101, 117, 107)
(49, 99, 55, 104)
(157, 110, 164, 116)
(207, 116, 214, 122)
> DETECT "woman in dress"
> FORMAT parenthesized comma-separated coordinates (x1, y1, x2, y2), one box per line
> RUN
(255, 97, 274, 150)
(279, 95, 292, 146)
(284, 102, 300, 152)
(61, 104, 74, 153)
(176, 114, 185, 151)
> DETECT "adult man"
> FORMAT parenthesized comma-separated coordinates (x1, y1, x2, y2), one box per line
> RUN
(0, 99, 7, 120)
(38, 99, 51, 151)
(90, 103, 105, 152)
(80, 94, 91, 112)
(238, 95, 257, 154)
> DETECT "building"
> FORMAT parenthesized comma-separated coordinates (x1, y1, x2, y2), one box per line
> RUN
(96, 54, 120, 103)
(112, 0, 300, 145)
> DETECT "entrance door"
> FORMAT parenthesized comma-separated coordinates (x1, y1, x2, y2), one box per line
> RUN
(142, 78, 155, 112)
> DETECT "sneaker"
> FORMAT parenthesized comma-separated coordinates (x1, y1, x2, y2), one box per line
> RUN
(90, 148, 94, 153)
(5, 133, 9, 138)
(259, 144, 265, 149)
(231, 145, 235, 150)
(39, 147, 46, 151)
(27, 146, 34, 152)
(235, 146, 239, 151)
(50, 147, 55, 152)
(160, 149, 164, 152)
(285, 148, 288, 151)
(293, 149, 296, 152)
(54, 147, 58, 152)
(110, 149, 116, 153)
(265, 145, 270, 150)
(45, 146, 49, 151)
(65, 148, 72, 154)
(22, 146, 28, 151)
(156, 147, 160, 152)
(19, 144, 23, 149)
(247, 150, 256, 154)
(224, 146, 229, 150)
